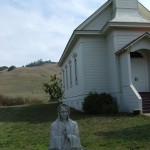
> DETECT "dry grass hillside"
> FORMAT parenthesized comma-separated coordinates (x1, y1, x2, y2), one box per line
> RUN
(0, 63, 61, 100)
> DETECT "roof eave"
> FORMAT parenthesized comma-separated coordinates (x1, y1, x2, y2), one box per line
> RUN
(115, 32, 150, 55)
(102, 21, 150, 34)
(58, 30, 101, 66)
(58, 31, 76, 67)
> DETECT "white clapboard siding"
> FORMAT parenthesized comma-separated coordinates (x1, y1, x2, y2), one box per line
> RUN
(61, 36, 108, 110)
(82, 36, 107, 93)
(106, 31, 119, 94)
(61, 40, 85, 110)
(118, 51, 142, 112)
(118, 51, 130, 87)
(113, 30, 149, 52)
(121, 85, 142, 112)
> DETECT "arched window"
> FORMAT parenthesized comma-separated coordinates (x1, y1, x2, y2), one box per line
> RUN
(62, 70, 65, 91)
(65, 66, 68, 90)
(74, 58, 78, 85)
(130, 52, 143, 58)
(69, 63, 72, 87)
(72, 52, 78, 85)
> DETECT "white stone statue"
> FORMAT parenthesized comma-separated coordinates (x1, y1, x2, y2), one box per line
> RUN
(49, 104, 83, 150)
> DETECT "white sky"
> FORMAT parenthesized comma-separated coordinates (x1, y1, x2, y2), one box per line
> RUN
(0, 0, 150, 67)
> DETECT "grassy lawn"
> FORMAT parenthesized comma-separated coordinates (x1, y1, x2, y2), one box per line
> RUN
(0, 103, 150, 150)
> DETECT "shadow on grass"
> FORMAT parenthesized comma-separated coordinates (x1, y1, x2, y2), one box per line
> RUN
(0, 102, 91, 123)
(94, 124, 150, 141)
(0, 103, 60, 123)
(0, 103, 143, 124)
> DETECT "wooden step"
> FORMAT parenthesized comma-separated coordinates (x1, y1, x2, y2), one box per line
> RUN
(143, 110, 150, 113)
(139, 92, 150, 113)
(142, 103, 150, 108)
(139, 92, 150, 98)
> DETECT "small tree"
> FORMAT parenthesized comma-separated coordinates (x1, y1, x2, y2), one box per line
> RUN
(43, 74, 63, 102)
(0, 66, 8, 71)
(8, 65, 16, 71)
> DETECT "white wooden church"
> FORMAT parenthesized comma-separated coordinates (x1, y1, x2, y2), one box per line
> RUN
(58, 0, 150, 113)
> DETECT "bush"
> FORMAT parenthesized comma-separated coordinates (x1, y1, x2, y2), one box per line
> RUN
(43, 74, 63, 102)
(82, 92, 118, 114)
(0, 66, 8, 71)
(0, 95, 25, 106)
(8, 65, 16, 71)
(0, 95, 44, 106)
(25, 59, 55, 67)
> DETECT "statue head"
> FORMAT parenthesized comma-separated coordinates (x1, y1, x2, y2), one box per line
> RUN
(58, 104, 70, 121)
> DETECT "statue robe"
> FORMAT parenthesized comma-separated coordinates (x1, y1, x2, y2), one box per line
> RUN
(50, 119, 82, 150)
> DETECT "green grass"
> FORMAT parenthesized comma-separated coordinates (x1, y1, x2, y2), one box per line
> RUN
(0, 103, 150, 150)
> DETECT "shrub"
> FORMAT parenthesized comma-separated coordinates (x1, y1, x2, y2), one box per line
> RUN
(8, 65, 16, 71)
(28, 98, 44, 104)
(0, 95, 24, 106)
(0, 66, 8, 71)
(0, 95, 44, 106)
(43, 74, 63, 102)
(25, 59, 55, 67)
(82, 92, 118, 114)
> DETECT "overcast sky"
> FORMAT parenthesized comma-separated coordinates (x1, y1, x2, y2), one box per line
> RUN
(0, 0, 150, 67)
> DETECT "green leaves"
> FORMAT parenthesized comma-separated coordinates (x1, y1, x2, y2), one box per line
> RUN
(43, 74, 63, 102)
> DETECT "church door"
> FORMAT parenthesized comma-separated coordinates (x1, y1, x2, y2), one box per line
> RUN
(131, 57, 148, 92)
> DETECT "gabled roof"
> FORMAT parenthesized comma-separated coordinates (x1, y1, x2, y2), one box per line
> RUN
(111, 0, 150, 23)
(139, 3, 150, 20)
(76, 0, 150, 30)
(111, 8, 150, 23)
(116, 32, 150, 54)
(76, 0, 112, 30)
(58, 0, 150, 66)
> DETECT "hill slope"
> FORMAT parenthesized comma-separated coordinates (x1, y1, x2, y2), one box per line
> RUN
(0, 63, 61, 100)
